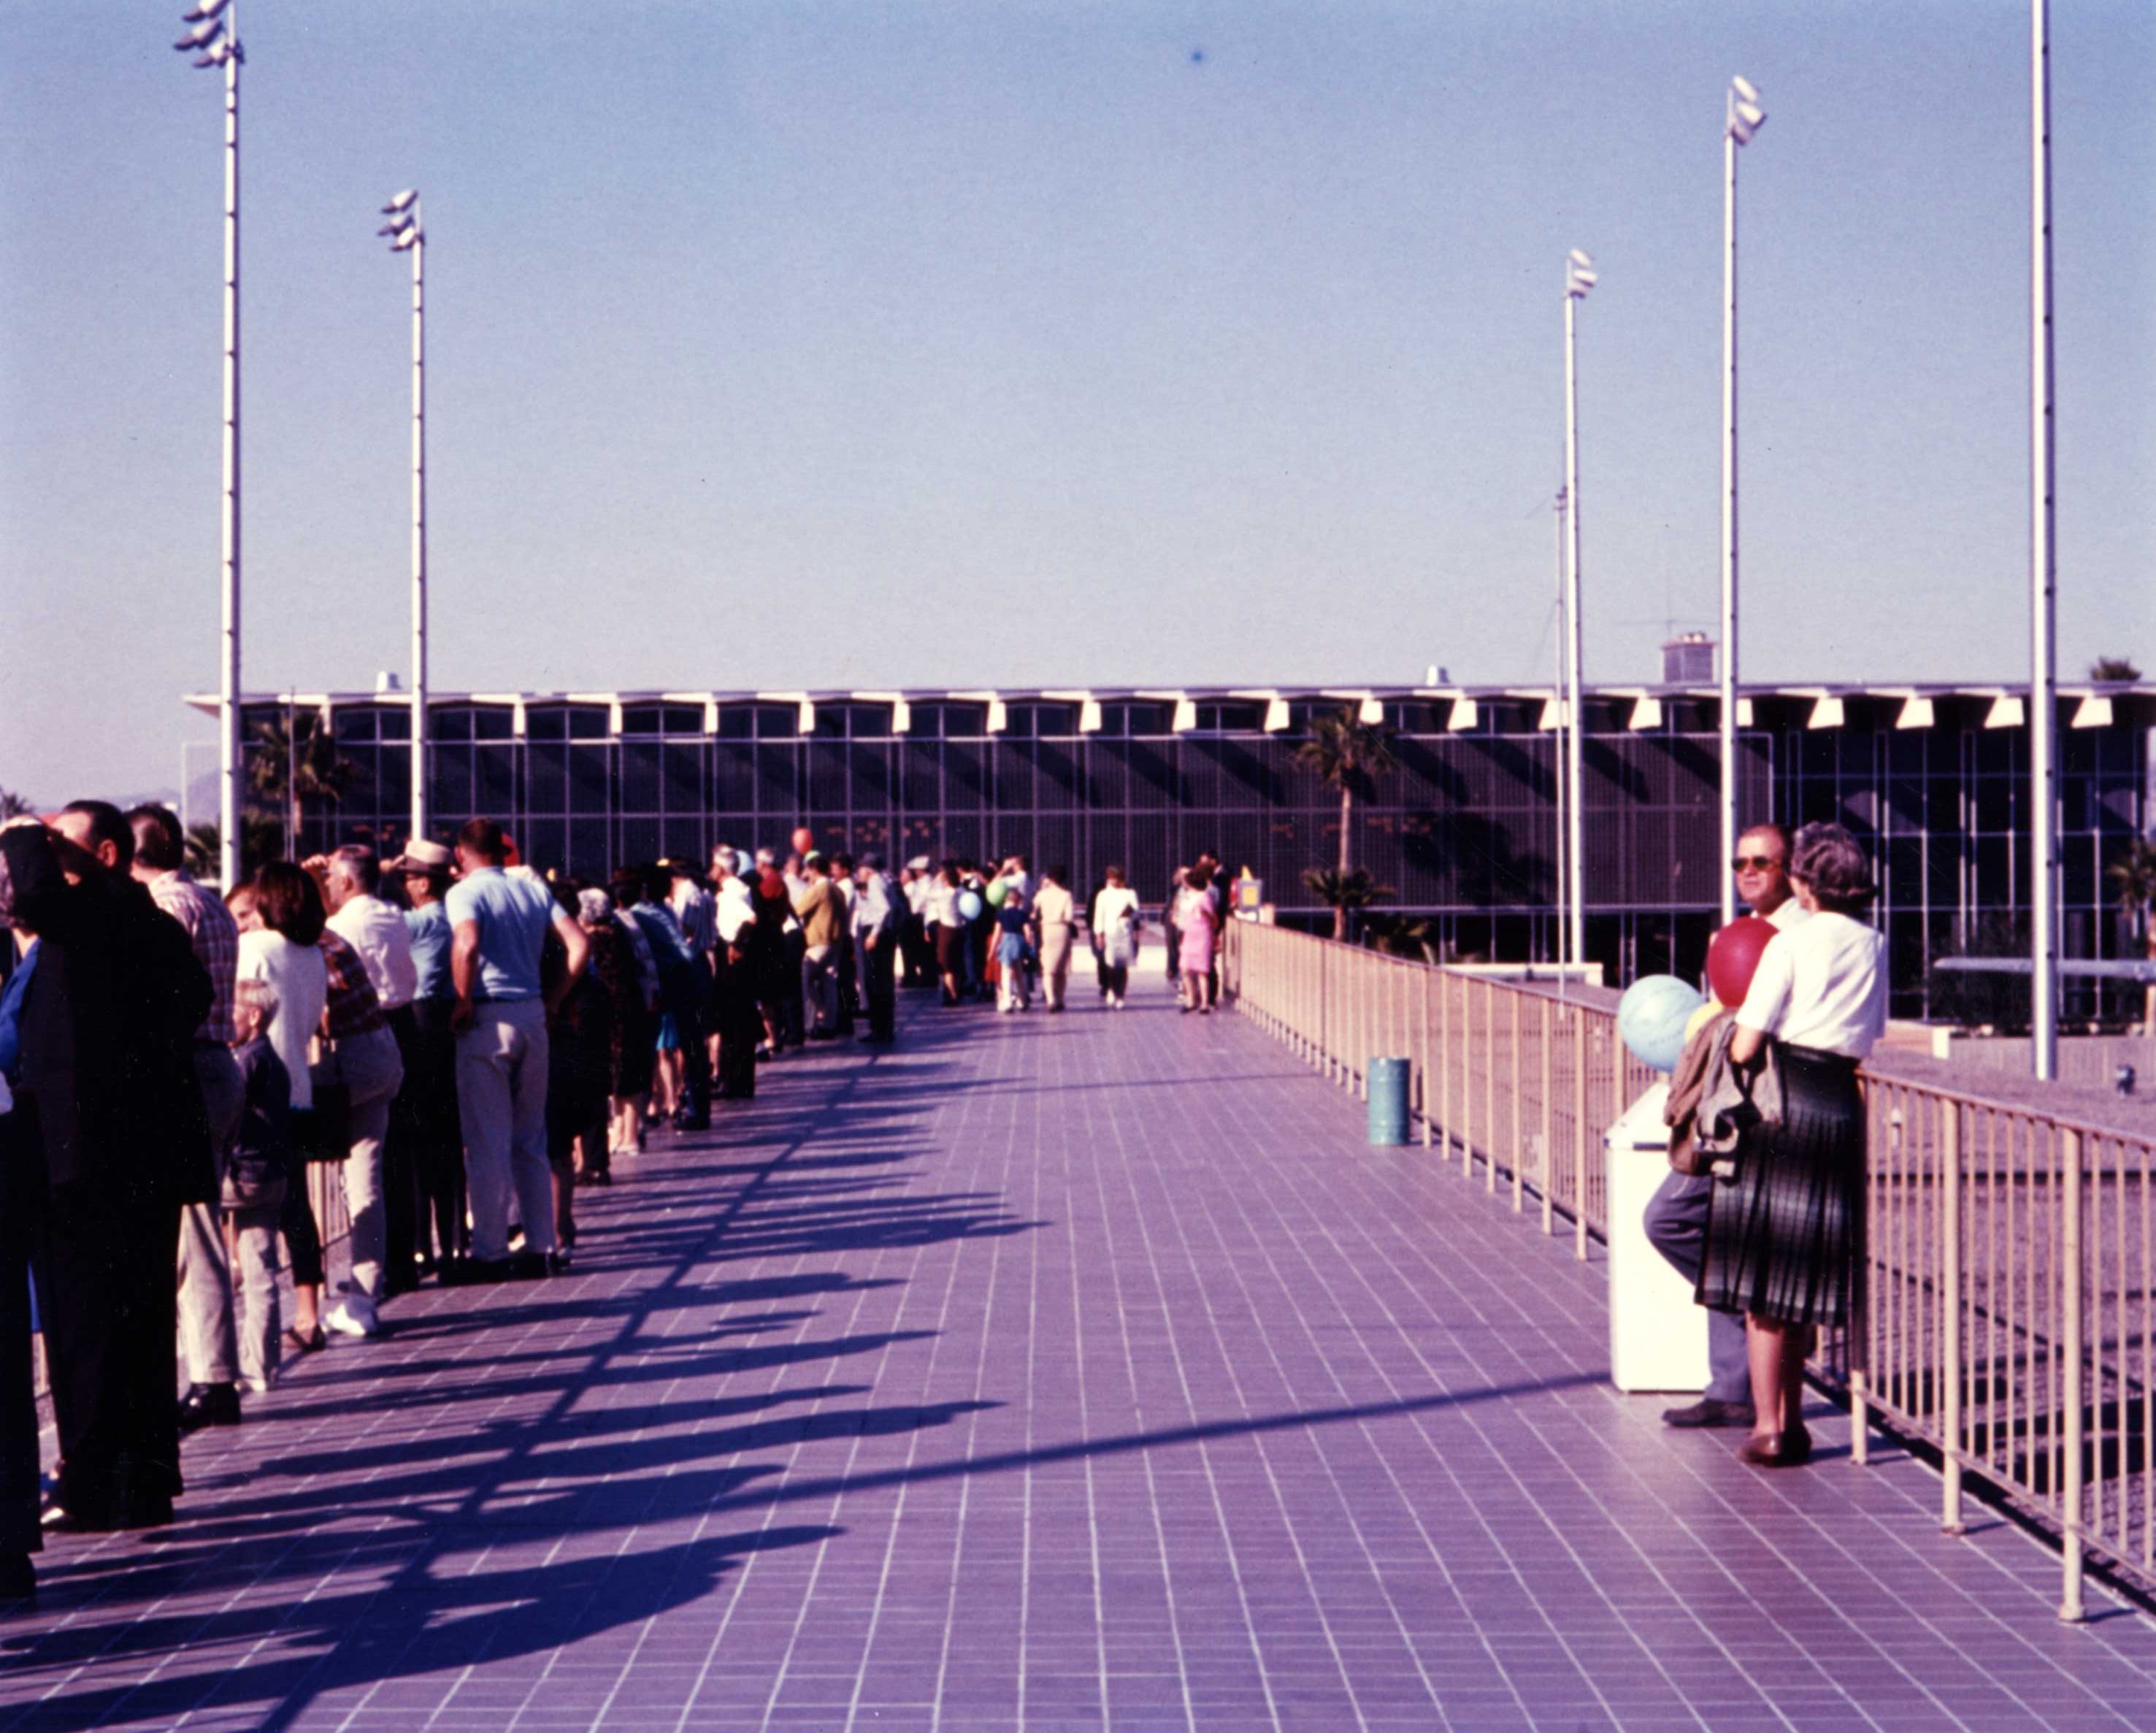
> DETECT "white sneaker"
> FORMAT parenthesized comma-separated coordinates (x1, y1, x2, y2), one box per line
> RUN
(323, 1296, 380, 1339)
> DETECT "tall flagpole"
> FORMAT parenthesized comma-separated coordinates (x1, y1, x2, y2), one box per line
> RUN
(1722, 76, 1767, 927)
(380, 192, 428, 845)
(2028, 3, 2058, 1082)
(1563, 251, 1595, 971)
(173, 0, 245, 890)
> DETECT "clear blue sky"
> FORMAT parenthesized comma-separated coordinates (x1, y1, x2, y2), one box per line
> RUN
(3, 1, 2150, 803)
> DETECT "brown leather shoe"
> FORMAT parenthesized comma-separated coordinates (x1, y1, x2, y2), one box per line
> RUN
(1662, 1397, 1755, 1430)
(1738, 1425, 1814, 1468)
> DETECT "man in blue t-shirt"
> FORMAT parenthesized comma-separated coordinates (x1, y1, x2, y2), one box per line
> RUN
(444, 819, 588, 1277)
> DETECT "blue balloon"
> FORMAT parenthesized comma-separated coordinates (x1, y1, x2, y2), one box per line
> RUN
(956, 890, 984, 922)
(1616, 973, 1706, 1075)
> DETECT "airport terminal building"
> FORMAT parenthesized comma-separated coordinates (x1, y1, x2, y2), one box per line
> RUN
(201, 678, 2153, 1017)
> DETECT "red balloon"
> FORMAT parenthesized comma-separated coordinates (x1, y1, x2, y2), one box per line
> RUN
(1707, 915, 1778, 1009)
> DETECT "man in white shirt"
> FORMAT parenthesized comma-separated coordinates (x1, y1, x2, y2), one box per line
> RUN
(1646, 823, 1800, 1432)
(315, 847, 418, 1012)
(314, 846, 426, 1295)
(852, 854, 899, 1043)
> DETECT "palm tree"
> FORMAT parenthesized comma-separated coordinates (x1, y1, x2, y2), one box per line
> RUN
(2090, 656, 2142, 682)
(0, 787, 33, 820)
(2106, 834, 2156, 1035)
(1292, 705, 1398, 939)
(246, 710, 357, 858)
(1300, 867, 1392, 941)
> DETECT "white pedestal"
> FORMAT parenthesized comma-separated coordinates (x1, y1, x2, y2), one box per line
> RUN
(1606, 1082, 1711, 1395)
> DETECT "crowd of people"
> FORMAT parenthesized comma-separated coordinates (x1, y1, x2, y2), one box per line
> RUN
(0, 810, 939, 1608)
(894, 849, 1230, 1016)
(0, 800, 1250, 1610)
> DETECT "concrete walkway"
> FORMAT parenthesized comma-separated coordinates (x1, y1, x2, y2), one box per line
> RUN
(3, 971, 2153, 1731)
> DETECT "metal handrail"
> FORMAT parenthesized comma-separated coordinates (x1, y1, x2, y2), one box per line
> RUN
(1221, 917, 2155, 1618)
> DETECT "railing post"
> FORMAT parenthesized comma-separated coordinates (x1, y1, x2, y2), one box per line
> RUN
(1850, 1102, 1872, 1469)
(1941, 1098, 1965, 1534)
(2060, 1126, 2086, 1623)
(1540, 995, 1554, 1236)
(1511, 987, 1524, 1212)
(1359, 953, 1371, 1101)
(1573, 1008, 1588, 1260)
(1483, 979, 1497, 1193)
(1438, 968, 1452, 1163)
(1419, 965, 1433, 1148)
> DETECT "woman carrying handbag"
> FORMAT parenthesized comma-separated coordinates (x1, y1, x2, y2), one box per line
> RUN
(1698, 823, 1887, 1469)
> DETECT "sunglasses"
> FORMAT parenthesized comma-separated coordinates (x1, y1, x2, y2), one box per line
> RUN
(1730, 855, 1784, 873)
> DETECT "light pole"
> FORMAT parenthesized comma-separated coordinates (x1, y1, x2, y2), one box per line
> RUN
(379, 191, 428, 847)
(1563, 248, 1595, 971)
(1721, 74, 1767, 928)
(173, 0, 243, 890)
(1553, 483, 1570, 976)
(2028, 4, 2058, 1082)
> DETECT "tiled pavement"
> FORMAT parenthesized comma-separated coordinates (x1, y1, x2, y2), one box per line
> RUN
(4, 970, 2155, 1732)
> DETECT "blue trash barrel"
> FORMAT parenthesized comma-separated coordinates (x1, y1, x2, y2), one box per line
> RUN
(1367, 1056, 1411, 1147)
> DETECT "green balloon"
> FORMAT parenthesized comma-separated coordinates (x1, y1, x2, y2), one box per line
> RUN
(985, 877, 1010, 908)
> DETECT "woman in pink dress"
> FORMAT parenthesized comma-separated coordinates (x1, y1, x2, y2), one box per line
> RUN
(1176, 865, 1219, 1014)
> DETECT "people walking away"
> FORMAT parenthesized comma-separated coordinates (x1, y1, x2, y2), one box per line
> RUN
(777, 849, 811, 1046)
(899, 860, 935, 988)
(22, 805, 214, 1533)
(124, 806, 245, 1431)
(1033, 868, 1076, 1012)
(992, 884, 1032, 1013)
(223, 979, 291, 1394)
(389, 841, 465, 1277)
(1175, 864, 1219, 1014)
(959, 862, 993, 1001)
(852, 853, 899, 1043)
(1162, 865, 1187, 994)
(1645, 823, 1803, 1434)
(1092, 867, 1140, 1009)
(794, 854, 846, 1038)
(1700, 822, 1886, 1469)
(710, 855, 764, 1098)
(927, 865, 967, 1006)
(231, 866, 330, 1350)
(447, 819, 589, 1281)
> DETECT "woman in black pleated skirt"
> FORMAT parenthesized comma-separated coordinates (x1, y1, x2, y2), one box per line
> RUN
(1699, 822, 1887, 1469)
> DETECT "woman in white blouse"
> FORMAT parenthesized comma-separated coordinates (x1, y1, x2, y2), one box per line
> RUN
(1701, 822, 1888, 1469)
(1090, 867, 1140, 1009)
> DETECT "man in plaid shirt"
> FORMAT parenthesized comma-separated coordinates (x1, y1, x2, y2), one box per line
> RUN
(126, 807, 246, 1431)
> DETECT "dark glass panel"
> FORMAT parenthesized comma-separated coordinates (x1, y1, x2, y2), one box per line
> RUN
(622, 741, 661, 813)
(663, 743, 702, 812)
(527, 743, 567, 814)
(569, 746, 611, 815)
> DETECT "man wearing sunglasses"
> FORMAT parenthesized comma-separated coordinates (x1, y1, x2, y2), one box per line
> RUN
(1647, 822, 1803, 1430)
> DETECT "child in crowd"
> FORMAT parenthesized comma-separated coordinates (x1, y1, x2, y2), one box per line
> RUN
(226, 979, 292, 1392)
